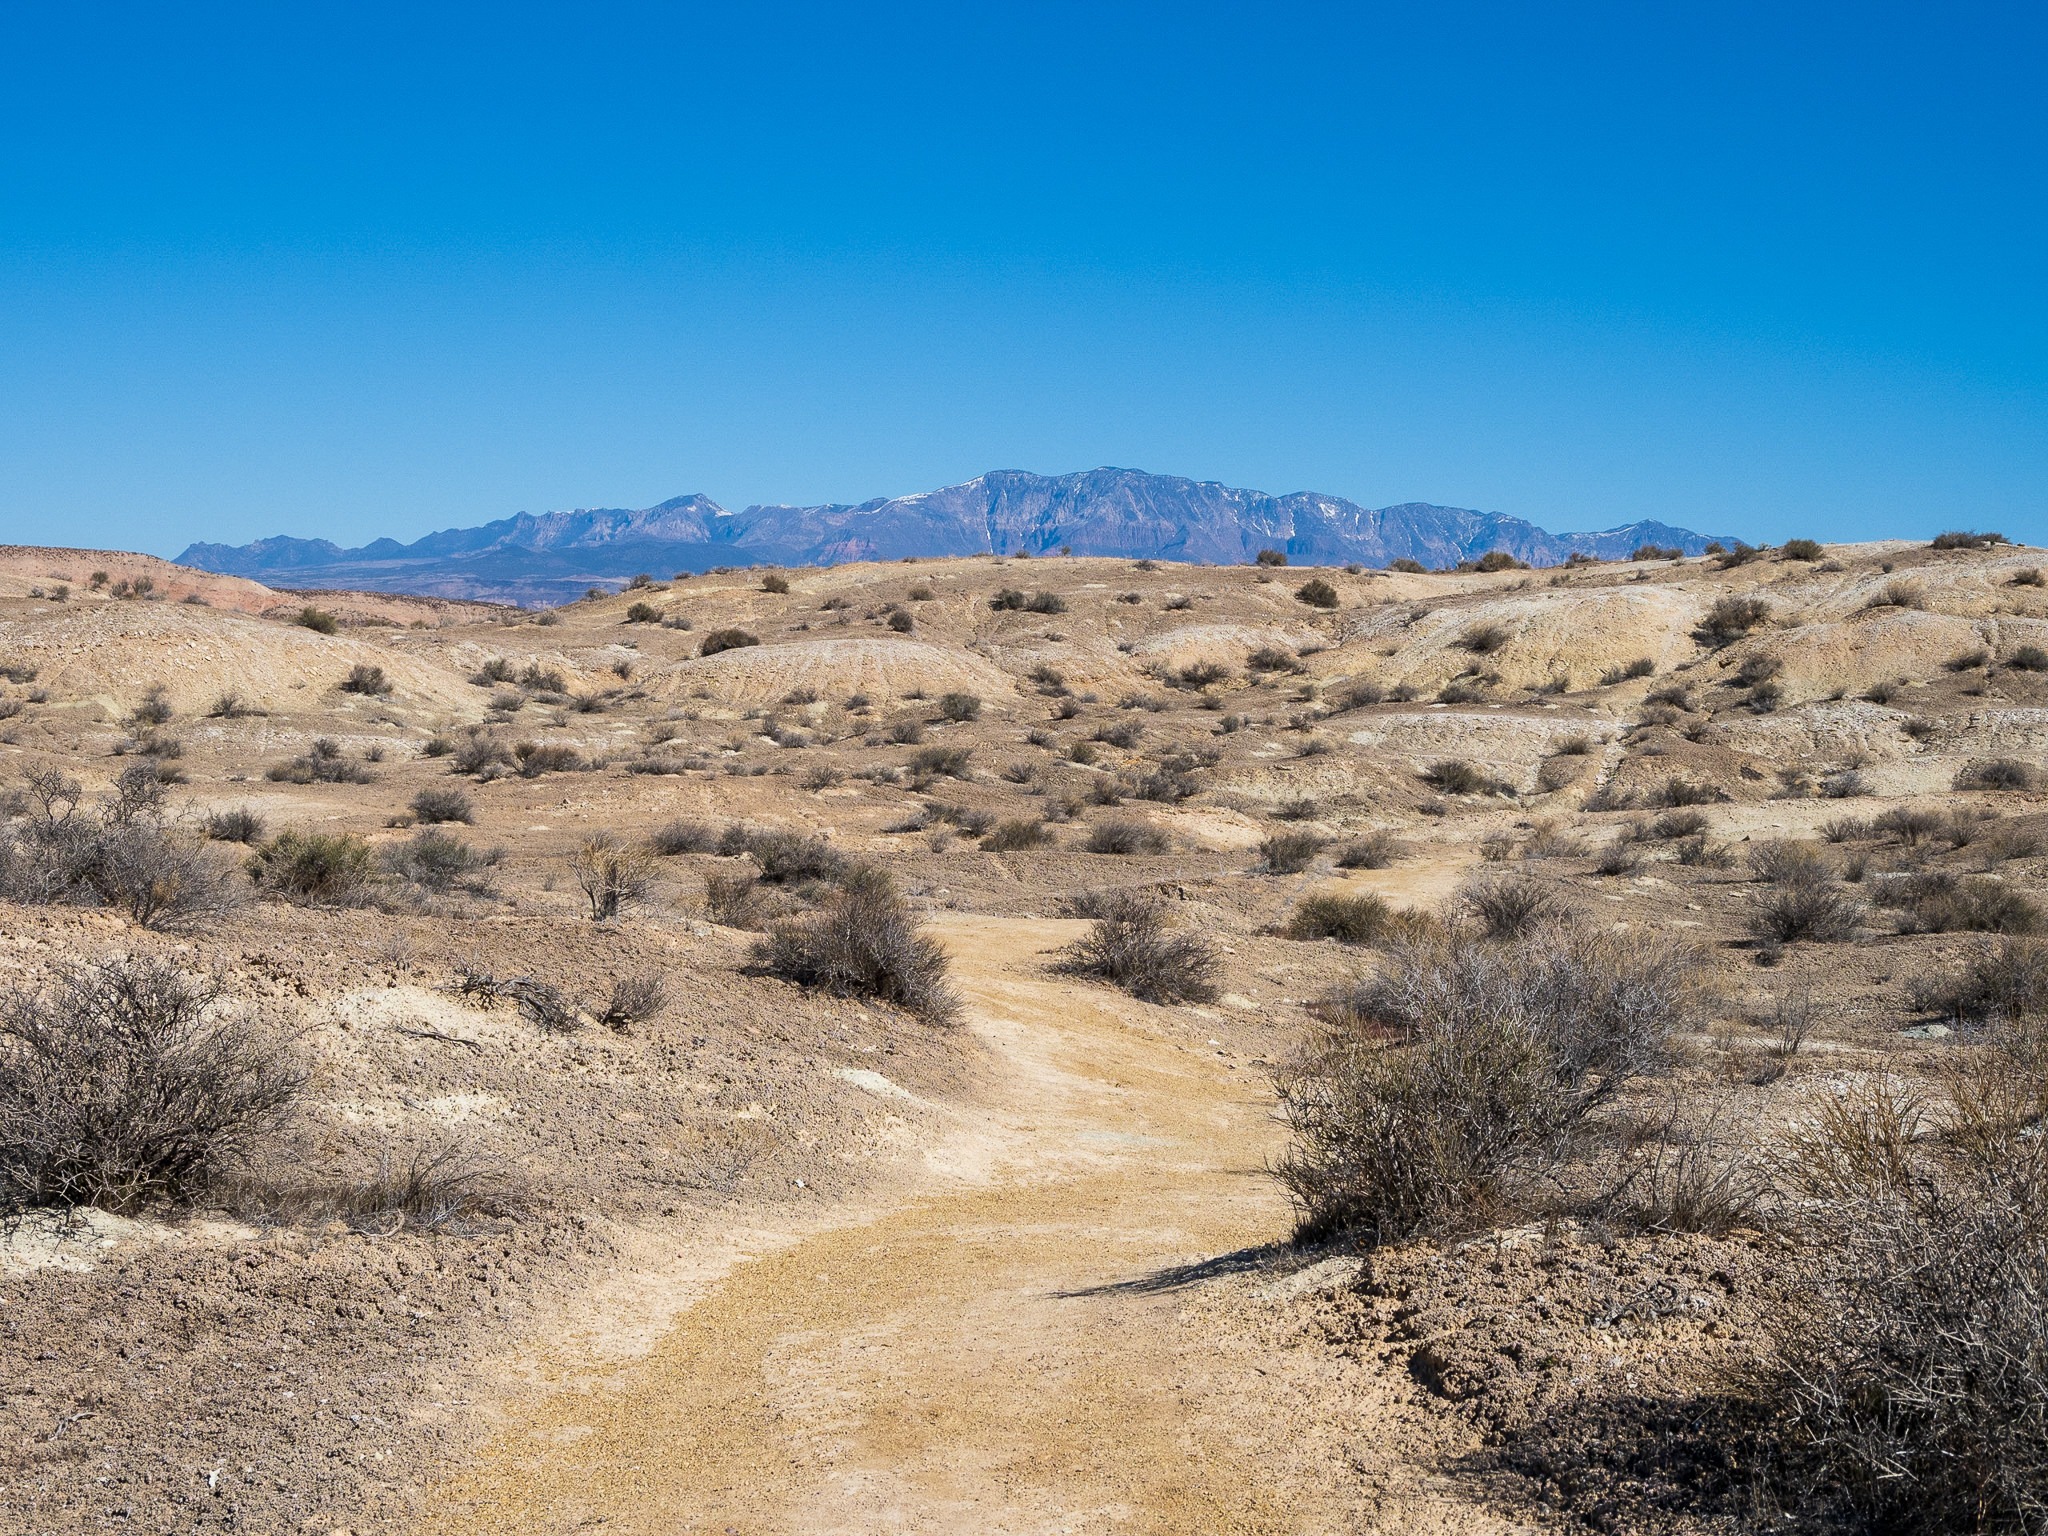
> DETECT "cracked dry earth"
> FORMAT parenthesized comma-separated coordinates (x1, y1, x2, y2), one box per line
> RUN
(418, 915, 1503, 1536)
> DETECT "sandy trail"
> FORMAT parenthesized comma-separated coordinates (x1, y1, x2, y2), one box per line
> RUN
(416, 915, 1455, 1534)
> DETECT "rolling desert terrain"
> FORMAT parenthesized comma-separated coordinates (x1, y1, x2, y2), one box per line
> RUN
(1, 533, 2046, 1535)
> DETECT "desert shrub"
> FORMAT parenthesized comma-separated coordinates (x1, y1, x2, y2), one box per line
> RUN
(2013, 568, 2046, 588)
(1780, 538, 1824, 561)
(1420, 759, 1501, 796)
(599, 970, 669, 1032)
(410, 785, 474, 824)
(936, 691, 982, 722)
(514, 741, 586, 777)
(451, 729, 514, 777)
(1464, 872, 1565, 938)
(1873, 806, 1943, 845)
(1880, 871, 2042, 935)
(1056, 889, 1218, 1004)
(1473, 549, 1525, 572)
(754, 872, 957, 1023)
(1958, 759, 2038, 792)
(1631, 544, 1681, 561)
(1535, 756, 1583, 793)
(982, 818, 1054, 852)
(1643, 808, 1709, 840)
(1387, 557, 1424, 573)
(517, 662, 567, 693)
(471, 657, 515, 686)
(382, 830, 496, 894)
(340, 662, 391, 695)
(1651, 775, 1725, 807)
(250, 831, 376, 905)
(699, 628, 759, 657)
(1748, 875, 1863, 944)
(0, 959, 303, 1216)
(1276, 924, 1691, 1241)
(1095, 718, 1143, 749)
(1748, 838, 1836, 885)
(1295, 577, 1340, 609)
(702, 870, 764, 928)
(1598, 656, 1657, 686)
(1023, 590, 1066, 614)
(570, 833, 654, 920)
(2008, 645, 2048, 672)
(1765, 1055, 2048, 1534)
(1947, 647, 1991, 672)
(1820, 814, 1876, 843)
(1931, 529, 2005, 550)
(1254, 548, 1288, 567)
(886, 717, 927, 745)
(1673, 834, 1736, 868)
(649, 819, 718, 856)
(202, 806, 266, 844)
(224, 1138, 523, 1234)
(756, 572, 790, 595)
(719, 825, 847, 884)
(0, 773, 241, 928)
(1175, 660, 1231, 689)
(1461, 622, 1511, 654)
(886, 609, 914, 632)
(1910, 937, 2048, 1024)
(1594, 839, 1642, 876)
(1695, 595, 1770, 646)
(908, 745, 973, 780)
(1335, 831, 1403, 869)
(267, 737, 376, 784)
(294, 607, 338, 634)
(1285, 891, 1393, 944)
(1246, 645, 1294, 673)
(624, 600, 660, 623)
(1260, 830, 1325, 874)
(1085, 817, 1168, 855)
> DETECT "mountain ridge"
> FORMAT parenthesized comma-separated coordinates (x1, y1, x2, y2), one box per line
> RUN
(179, 467, 1735, 605)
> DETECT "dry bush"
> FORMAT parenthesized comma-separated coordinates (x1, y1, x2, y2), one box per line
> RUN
(1958, 759, 2038, 792)
(0, 769, 242, 928)
(249, 831, 376, 906)
(1879, 871, 2042, 935)
(1335, 831, 1403, 869)
(0, 958, 303, 1216)
(650, 818, 718, 855)
(1673, 833, 1736, 868)
(1285, 890, 1394, 944)
(699, 627, 759, 656)
(1260, 830, 1325, 874)
(515, 740, 587, 777)
(1764, 1050, 2048, 1533)
(1745, 839, 1829, 885)
(703, 871, 766, 928)
(1651, 775, 1726, 807)
(982, 818, 1054, 852)
(600, 970, 669, 1031)
(1055, 889, 1219, 1004)
(1277, 924, 1693, 1241)
(570, 833, 653, 920)
(340, 662, 391, 695)
(266, 737, 376, 784)
(719, 824, 846, 883)
(1909, 937, 2048, 1024)
(1695, 595, 1770, 646)
(202, 806, 266, 844)
(936, 691, 982, 722)
(1598, 656, 1657, 686)
(1748, 875, 1863, 944)
(1295, 577, 1340, 608)
(753, 872, 958, 1024)
(225, 1139, 523, 1234)
(410, 785, 473, 824)
(382, 830, 497, 895)
(451, 727, 515, 776)
(909, 744, 973, 781)
(1421, 759, 1502, 796)
(1085, 817, 1169, 855)
(1535, 755, 1583, 793)
(1594, 839, 1642, 876)
(1464, 872, 1566, 938)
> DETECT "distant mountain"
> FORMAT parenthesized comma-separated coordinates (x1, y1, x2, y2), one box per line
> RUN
(178, 469, 1733, 605)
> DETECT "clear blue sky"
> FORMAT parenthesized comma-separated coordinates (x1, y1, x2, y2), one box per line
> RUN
(1, 1, 2043, 555)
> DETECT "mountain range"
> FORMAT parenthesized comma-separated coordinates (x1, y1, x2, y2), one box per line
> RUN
(178, 467, 1733, 606)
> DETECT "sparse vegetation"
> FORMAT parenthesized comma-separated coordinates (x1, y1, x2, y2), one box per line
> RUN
(1056, 890, 1218, 1004)
(569, 833, 654, 920)
(754, 870, 957, 1023)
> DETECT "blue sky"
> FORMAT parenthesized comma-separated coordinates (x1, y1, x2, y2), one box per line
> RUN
(1, 1, 2043, 555)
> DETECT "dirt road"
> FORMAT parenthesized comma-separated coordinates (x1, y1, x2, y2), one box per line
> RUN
(414, 916, 1430, 1534)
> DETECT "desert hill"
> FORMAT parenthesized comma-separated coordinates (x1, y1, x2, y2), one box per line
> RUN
(0, 529, 2044, 1534)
